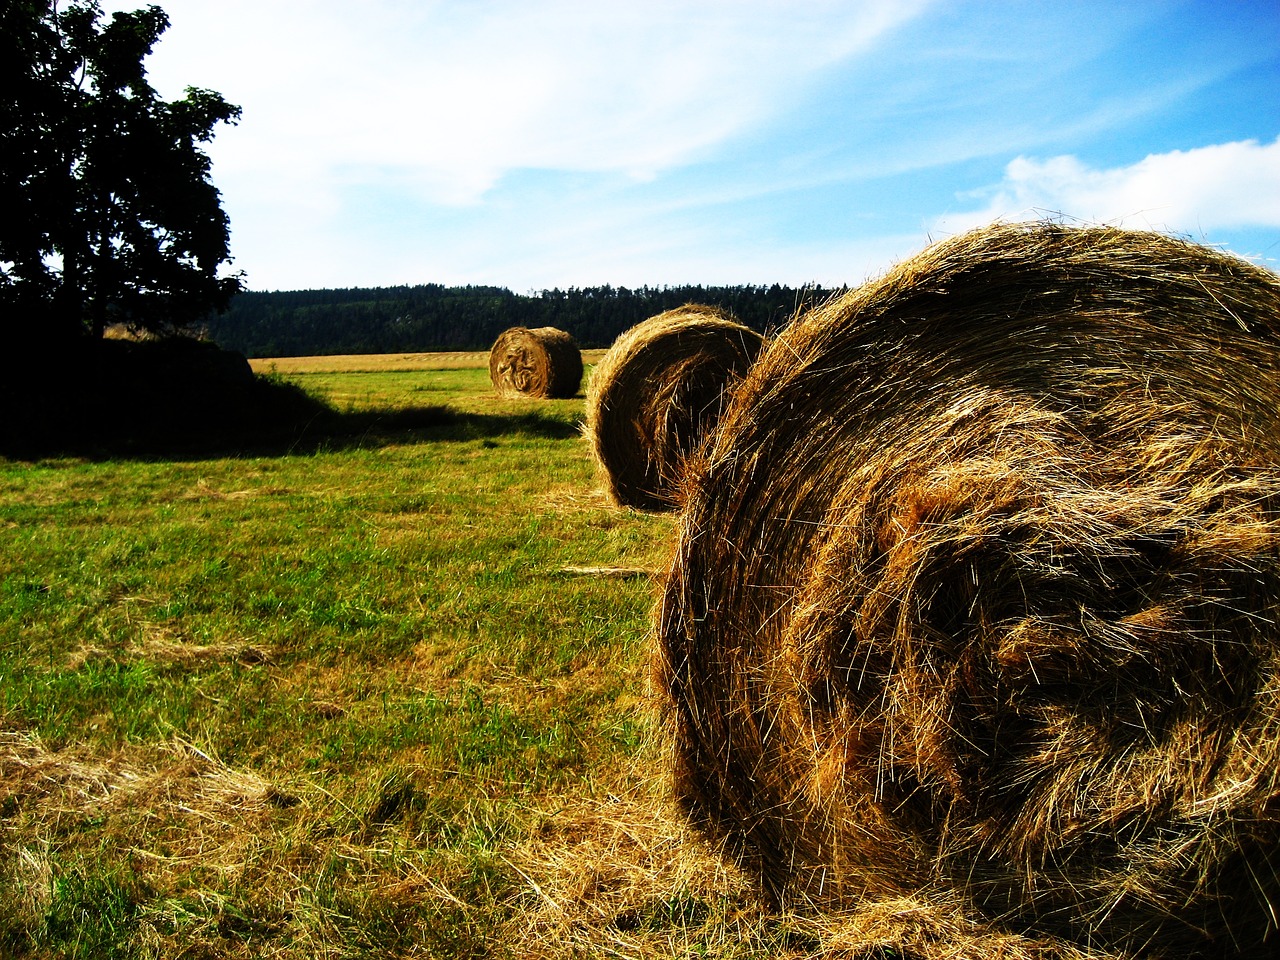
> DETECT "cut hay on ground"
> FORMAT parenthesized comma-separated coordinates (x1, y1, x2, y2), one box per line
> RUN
(586, 305, 765, 511)
(501, 785, 764, 958)
(489, 326, 584, 399)
(557, 565, 657, 579)
(657, 222, 1280, 958)
(0, 730, 297, 832)
(249, 351, 492, 374)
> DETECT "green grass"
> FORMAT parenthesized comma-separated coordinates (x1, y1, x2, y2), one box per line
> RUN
(279, 367, 479, 411)
(0, 357, 802, 958)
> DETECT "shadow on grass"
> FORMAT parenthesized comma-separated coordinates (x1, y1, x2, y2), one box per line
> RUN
(1, 339, 581, 461)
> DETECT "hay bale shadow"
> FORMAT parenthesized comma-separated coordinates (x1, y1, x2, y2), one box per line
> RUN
(1, 338, 579, 460)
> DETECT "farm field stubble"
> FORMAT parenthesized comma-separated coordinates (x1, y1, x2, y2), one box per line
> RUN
(0, 354, 791, 959)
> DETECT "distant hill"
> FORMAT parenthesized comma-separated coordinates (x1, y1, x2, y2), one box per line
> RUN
(207, 283, 844, 357)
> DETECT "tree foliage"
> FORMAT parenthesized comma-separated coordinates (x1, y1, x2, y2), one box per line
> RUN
(209, 283, 846, 356)
(1, 0, 242, 341)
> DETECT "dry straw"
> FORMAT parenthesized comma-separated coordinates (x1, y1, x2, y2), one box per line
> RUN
(586, 305, 765, 511)
(500, 784, 764, 958)
(489, 326, 583, 399)
(657, 222, 1280, 958)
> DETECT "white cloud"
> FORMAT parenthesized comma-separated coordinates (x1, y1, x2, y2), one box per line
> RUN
(91, 0, 936, 289)
(116, 0, 929, 205)
(935, 137, 1280, 238)
(92, 1, 1277, 293)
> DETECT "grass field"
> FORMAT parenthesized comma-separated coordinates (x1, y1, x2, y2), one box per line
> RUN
(0, 354, 806, 959)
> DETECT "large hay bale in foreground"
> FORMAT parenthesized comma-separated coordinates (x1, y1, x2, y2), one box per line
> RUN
(586, 305, 765, 511)
(489, 326, 583, 399)
(657, 223, 1280, 958)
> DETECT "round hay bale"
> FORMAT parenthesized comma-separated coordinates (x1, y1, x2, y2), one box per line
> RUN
(586, 305, 765, 511)
(657, 222, 1280, 957)
(489, 326, 583, 399)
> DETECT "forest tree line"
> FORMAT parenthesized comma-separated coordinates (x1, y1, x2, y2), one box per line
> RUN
(207, 283, 846, 357)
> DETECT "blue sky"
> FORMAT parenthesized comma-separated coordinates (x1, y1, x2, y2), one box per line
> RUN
(104, 0, 1279, 293)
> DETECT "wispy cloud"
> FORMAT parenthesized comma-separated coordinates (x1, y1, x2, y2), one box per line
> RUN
(936, 138, 1280, 239)
(94, 0, 1278, 290)
(130, 0, 930, 203)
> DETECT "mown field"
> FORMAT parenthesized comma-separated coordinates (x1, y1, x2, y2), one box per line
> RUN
(0, 354, 820, 959)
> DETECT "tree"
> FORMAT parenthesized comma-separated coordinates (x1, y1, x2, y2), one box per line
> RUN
(1, 0, 243, 341)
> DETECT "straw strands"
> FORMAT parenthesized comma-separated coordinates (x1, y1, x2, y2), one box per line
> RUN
(586, 305, 765, 511)
(656, 222, 1280, 958)
(489, 326, 584, 399)
(500, 784, 763, 958)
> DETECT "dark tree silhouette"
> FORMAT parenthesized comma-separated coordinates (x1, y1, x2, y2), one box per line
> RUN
(209, 283, 846, 357)
(1, 1, 242, 342)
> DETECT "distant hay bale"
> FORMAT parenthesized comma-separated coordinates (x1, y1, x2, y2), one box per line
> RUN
(489, 326, 583, 399)
(586, 305, 765, 511)
(657, 222, 1280, 958)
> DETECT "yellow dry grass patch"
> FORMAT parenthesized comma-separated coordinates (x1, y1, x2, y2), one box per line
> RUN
(178, 479, 262, 501)
(0, 729, 495, 956)
(538, 483, 615, 513)
(65, 622, 273, 671)
(500, 776, 766, 958)
(0, 730, 299, 853)
(249, 349, 607, 375)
